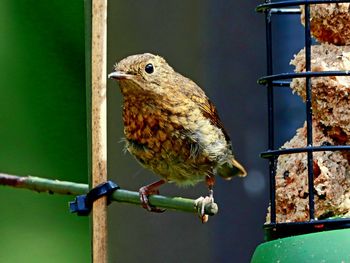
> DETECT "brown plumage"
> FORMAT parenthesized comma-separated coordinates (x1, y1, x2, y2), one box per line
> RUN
(109, 53, 246, 214)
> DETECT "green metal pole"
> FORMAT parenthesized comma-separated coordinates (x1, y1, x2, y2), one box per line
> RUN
(0, 173, 218, 215)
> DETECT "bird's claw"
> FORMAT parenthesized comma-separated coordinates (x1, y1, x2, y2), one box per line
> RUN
(195, 191, 214, 223)
(139, 186, 166, 213)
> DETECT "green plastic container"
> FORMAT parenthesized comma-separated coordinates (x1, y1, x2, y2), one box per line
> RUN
(251, 229, 350, 262)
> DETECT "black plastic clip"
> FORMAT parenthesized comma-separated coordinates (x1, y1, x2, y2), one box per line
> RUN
(69, 180, 120, 216)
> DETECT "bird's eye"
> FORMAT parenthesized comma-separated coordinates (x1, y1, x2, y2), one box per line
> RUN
(145, 63, 154, 74)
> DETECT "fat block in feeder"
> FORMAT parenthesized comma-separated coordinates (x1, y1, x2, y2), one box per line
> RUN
(269, 4, 350, 223)
(291, 43, 350, 139)
(301, 3, 350, 46)
(267, 121, 350, 223)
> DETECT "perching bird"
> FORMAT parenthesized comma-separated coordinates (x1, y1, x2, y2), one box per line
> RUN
(109, 53, 247, 217)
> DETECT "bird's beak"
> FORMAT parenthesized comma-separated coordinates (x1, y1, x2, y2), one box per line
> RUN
(108, 71, 133, 80)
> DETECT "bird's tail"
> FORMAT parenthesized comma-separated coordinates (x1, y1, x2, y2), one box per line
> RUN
(217, 158, 247, 179)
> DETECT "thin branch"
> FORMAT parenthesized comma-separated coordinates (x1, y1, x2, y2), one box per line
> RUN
(0, 173, 218, 216)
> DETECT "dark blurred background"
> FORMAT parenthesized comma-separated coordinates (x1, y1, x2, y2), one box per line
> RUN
(0, 0, 307, 262)
(108, 1, 270, 262)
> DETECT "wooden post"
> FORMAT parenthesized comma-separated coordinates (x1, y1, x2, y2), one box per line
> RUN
(91, 0, 108, 262)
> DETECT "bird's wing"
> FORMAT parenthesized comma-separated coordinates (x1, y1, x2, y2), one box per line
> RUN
(195, 96, 232, 143)
(177, 73, 231, 143)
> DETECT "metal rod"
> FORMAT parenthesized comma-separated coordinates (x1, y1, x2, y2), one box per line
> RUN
(264, 217, 350, 241)
(0, 173, 218, 215)
(304, 1, 315, 221)
(272, 80, 291, 87)
(261, 145, 350, 158)
(258, 71, 350, 85)
(265, 10, 276, 224)
(270, 8, 301, 14)
(256, 0, 350, 13)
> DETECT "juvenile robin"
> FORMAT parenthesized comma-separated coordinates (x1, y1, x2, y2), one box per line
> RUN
(109, 53, 247, 218)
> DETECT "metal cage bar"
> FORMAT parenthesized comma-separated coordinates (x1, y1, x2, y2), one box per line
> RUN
(258, 71, 350, 85)
(256, 0, 350, 12)
(304, 0, 315, 221)
(265, 9, 277, 224)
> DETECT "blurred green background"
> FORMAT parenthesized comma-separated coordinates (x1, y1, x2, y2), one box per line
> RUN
(0, 1, 89, 262)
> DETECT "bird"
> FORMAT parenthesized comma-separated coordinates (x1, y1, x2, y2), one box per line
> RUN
(108, 53, 247, 218)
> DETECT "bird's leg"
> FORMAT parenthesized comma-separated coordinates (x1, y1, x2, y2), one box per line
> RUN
(206, 175, 215, 201)
(139, 179, 167, 213)
(199, 175, 216, 223)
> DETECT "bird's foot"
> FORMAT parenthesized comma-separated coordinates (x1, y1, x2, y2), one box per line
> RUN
(139, 180, 166, 213)
(195, 190, 215, 223)
(197, 175, 216, 223)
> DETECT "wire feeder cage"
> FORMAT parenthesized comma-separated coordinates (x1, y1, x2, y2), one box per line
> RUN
(256, 0, 350, 241)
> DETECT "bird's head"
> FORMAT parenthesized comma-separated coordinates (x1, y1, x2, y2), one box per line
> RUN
(108, 53, 175, 96)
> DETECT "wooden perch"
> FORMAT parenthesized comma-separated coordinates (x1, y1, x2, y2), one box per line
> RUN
(91, 0, 108, 261)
